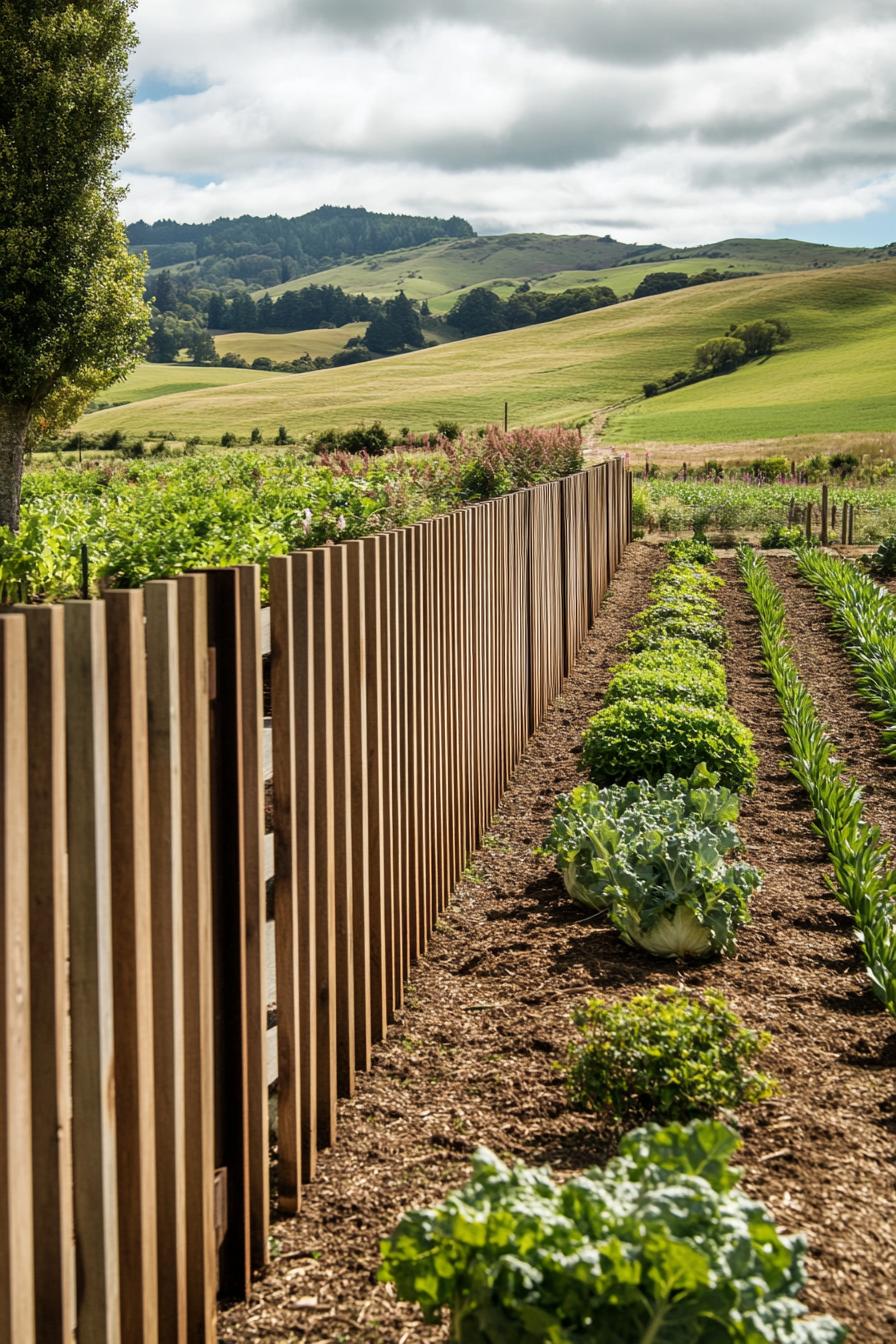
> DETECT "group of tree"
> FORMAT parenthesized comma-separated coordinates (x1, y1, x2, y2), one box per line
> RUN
(642, 318, 792, 398)
(447, 284, 618, 338)
(127, 205, 474, 286)
(631, 268, 760, 300)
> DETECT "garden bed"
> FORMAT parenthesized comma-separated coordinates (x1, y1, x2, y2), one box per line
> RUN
(220, 545, 896, 1343)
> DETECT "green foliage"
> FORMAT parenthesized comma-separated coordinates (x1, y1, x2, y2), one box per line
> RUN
(739, 547, 896, 1014)
(664, 538, 715, 565)
(542, 767, 759, 955)
(865, 533, 896, 577)
(637, 480, 896, 544)
(448, 282, 616, 337)
(0, 0, 151, 527)
(694, 335, 747, 374)
(566, 987, 775, 1124)
(583, 699, 758, 794)
(760, 521, 808, 549)
(380, 1119, 844, 1344)
(605, 656, 726, 709)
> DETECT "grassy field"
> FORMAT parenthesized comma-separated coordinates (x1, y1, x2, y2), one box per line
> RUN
(79, 262, 896, 442)
(212, 323, 368, 362)
(87, 361, 275, 411)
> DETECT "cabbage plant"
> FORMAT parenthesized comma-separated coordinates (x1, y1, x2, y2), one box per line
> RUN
(381, 1119, 844, 1343)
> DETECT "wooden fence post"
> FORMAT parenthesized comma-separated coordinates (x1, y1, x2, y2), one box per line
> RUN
(328, 546, 356, 1098)
(64, 599, 121, 1344)
(821, 485, 829, 546)
(841, 506, 848, 545)
(105, 588, 159, 1344)
(310, 549, 337, 1150)
(15, 605, 76, 1342)
(848, 504, 855, 545)
(361, 537, 389, 1042)
(344, 541, 372, 1071)
(176, 574, 217, 1341)
(0, 614, 36, 1344)
(144, 581, 188, 1344)
(204, 569, 250, 1301)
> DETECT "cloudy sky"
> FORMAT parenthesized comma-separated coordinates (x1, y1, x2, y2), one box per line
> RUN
(124, 0, 896, 245)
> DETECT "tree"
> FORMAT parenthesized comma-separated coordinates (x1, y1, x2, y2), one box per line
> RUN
(365, 291, 424, 354)
(0, 0, 150, 530)
(152, 269, 178, 312)
(727, 319, 790, 359)
(446, 287, 508, 337)
(693, 336, 747, 374)
(148, 323, 181, 363)
(207, 292, 229, 329)
(632, 271, 690, 300)
(187, 330, 219, 365)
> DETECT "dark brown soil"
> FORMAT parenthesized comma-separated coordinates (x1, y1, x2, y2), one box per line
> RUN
(219, 544, 896, 1344)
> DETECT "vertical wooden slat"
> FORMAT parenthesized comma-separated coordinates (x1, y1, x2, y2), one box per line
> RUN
(289, 552, 318, 1177)
(269, 557, 301, 1211)
(205, 569, 250, 1300)
(362, 537, 388, 1043)
(310, 550, 337, 1150)
(0, 614, 35, 1344)
(236, 566, 270, 1270)
(344, 542, 372, 1070)
(144, 582, 188, 1344)
(380, 534, 398, 1019)
(387, 531, 406, 1007)
(16, 605, 76, 1343)
(64, 599, 121, 1344)
(105, 589, 159, 1344)
(329, 547, 356, 1097)
(177, 574, 216, 1341)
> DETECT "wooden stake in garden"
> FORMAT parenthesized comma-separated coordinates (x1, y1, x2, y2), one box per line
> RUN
(820, 485, 829, 546)
(805, 502, 813, 543)
(848, 504, 855, 545)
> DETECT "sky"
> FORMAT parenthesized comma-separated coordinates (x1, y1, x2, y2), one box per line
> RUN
(124, 0, 896, 246)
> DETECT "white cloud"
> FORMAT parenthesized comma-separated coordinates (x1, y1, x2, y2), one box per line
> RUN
(123, 0, 896, 244)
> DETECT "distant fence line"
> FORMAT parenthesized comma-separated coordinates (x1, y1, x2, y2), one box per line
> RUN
(0, 457, 630, 1343)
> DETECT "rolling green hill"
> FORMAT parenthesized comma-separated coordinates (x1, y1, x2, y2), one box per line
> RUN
(80, 263, 896, 443)
(264, 232, 894, 315)
(212, 323, 368, 362)
(87, 361, 275, 411)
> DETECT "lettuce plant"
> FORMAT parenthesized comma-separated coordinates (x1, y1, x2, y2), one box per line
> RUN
(380, 1119, 844, 1343)
(582, 699, 758, 794)
(665, 537, 715, 565)
(567, 987, 775, 1124)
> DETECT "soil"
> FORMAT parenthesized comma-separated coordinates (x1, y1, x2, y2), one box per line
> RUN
(219, 544, 896, 1344)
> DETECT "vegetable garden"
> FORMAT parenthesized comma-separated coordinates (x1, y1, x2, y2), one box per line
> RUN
(220, 535, 896, 1343)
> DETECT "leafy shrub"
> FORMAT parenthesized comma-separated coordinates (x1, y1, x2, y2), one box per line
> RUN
(249, 426, 263, 444)
(380, 1119, 844, 1344)
(605, 658, 726, 709)
(220, 431, 237, 447)
(627, 607, 728, 652)
(435, 418, 461, 440)
(642, 380, 659, 397)
(582, 699, 758, 794)
(665, 538, 714, 565)
(566, 987, 775, 1123)
(760, 522, 807, 550)
(651, 561, 723, 596)
(865, 533, 896, 577)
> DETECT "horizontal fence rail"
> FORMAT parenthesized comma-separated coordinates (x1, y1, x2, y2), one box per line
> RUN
(0, 457, 629, 1343)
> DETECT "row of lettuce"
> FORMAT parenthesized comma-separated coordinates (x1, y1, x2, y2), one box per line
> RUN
(0, 426, 583, 604)
(380, 542, 846, 1342)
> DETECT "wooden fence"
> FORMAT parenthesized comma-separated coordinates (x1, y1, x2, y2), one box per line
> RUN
(0, 458, 629, 1343)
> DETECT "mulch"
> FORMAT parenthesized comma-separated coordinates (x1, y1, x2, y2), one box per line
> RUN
(220, 544, 896, 1344)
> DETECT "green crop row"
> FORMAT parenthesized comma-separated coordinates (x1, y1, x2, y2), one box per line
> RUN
(796, 548, 896, 755)
(738, 546, 896, 1014)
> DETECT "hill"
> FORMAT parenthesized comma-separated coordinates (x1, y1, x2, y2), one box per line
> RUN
(80, 263, 896, 443)
(211, 323, 369, 363)
(87, 362, 276, 412)
(264, 232, 895, 314)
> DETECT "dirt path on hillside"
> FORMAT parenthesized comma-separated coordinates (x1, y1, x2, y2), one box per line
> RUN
(220, 546, 896, 1344)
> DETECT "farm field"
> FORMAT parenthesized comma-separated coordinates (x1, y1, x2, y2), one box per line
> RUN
(87, 359, 274, 410)
(219, 542, 896, 1343)
(264, 231, 889, 311)
(211, 323, 368, 362)
(80, 261, 896, 442)
(634, 479, 896, 542)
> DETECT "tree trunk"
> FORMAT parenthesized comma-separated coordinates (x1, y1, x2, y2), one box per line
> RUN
(0, 404, 31, 533)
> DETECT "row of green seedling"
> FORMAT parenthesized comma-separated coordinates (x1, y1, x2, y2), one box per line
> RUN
(738, 546, 896, 1014)
(543, 540, 760, 959)
(796, 547, 896, 756)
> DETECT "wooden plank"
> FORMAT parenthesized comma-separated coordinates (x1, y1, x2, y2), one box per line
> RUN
(310, 548, 337, 1149)
(205, 569, 250, 1300)
(104, 589, 159, 1344)
(386, 531, 405, 1007)
(176, 575, 217, 1341)
(344, 542, 371, 1072)
(269, 557, 302, 1210)
(144, 582, 188, 1344)
(236, 567, 270, 1270)
(64, 600, 121, 1344)
(379, 535, 397, 1021)
(289, 552, 318, 1178)
(362, 537, 388, 1043)
(0, 614, 36, 1344)
(328, 546, 356, 1096)
(16, 605, 76, 1343)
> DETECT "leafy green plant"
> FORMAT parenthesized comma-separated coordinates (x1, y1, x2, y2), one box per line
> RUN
(760, 522, 807, 549)
(566, 987, 775, 1124)
(865, 533, 896, 578)
(380, 1119, 844, 1344)
(542, 768, 759, 956)
(665, 538, 715, 565)
(739, 546, 896, 1014)
(605, 658, 726, 709)
(582, 699, 758, 794)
